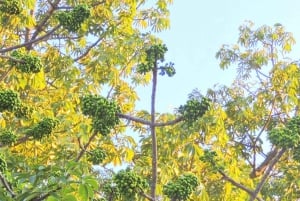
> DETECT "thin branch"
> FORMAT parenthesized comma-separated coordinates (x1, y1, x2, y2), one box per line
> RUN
(74, 37, 103, 62)
(118, 113, 183, 127)
(219, 170, 254, 196)
(30, 0, 61, 43)
(76, 132, 97, 162)
(249, 148, 286, 201)
(0, 172, 16, 197)
(0, 66, 14, 82)
(0, 26, 61, 53)
(0, 55, 25, 63)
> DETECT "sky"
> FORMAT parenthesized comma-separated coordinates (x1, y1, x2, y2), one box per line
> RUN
(136, 0, 300, 113)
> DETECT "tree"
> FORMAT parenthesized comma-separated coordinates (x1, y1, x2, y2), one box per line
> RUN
(1, 1, 299, 201)
(0, 0, 199, 200)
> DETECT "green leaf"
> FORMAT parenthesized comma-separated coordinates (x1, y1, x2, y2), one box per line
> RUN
(79, 184, 89, 200)
(62, 194, 77, 201)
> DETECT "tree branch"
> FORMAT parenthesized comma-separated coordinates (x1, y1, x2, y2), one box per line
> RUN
(0, 172, 16, 197)
(249, 148, 286, 201)
(0, 26, 60, 53)
(118, 113, 183, 127)
(219, 170, 254, 196)
(76, 132, 97, 162)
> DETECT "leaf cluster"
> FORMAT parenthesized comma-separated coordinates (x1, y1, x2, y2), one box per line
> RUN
(163, 173, 199, 201)
(137, 44, 176, 76)
(25, 118, 59, 140)
(268, 116, 300, 148)
(199, 150, 224, 172)
(0, 130, 17, 146)
(178, 97, 210, 124)
(10, 51, 43, 73)
(57, 4, 90, 32)
(0, 0, 21, 15)
(14, 103, 33, 119)
(81, 95, 121, 136)
(112, 169, 149, 199)
(0, 89, 21, 112)
(87, 148, 106, 165)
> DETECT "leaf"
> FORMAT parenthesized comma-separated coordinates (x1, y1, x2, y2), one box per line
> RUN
(78, 184, 88, 201)
(62, 194, 77, 201)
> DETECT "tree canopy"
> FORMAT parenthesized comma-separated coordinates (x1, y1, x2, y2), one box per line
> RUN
(0, 1, 300, 201)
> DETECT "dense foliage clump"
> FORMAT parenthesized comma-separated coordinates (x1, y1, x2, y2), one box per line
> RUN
(88, 148, 106, 164)
(137, 44, 176, 76)
(0, 0, 21, 15)
(163, 173, 199, 201)
(268, 116, 300, 148)
(57, 4, 90, 32)
(178, 97, 210, 124)
(14, 103, 33, 119)
(10, 51, 43, 73)
(0, 130, 17, 146)
(0, 89, 21, 112)
(113, 169, 149, 199)
(26, 118, 59, 140)
(81, 95, 120, 135)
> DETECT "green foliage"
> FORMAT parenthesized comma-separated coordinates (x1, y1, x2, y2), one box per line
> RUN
(57, 4, 90, 32)
(163, 173, 199, 201)
(268, 116, 300, 148)
(88, 148, 106, 164)
(81, 95, 120, 135)
(14, 103, 33, 119)
(0, 0, 21, 15)
(10, 51, 43, 73)
(199, 150, 224, 173)
(102, 180, 121, 200)
(0, 154, 7, 173)
(26, 118, 59, 140)
(113, 169, 149, 199)
(137, 44, 174, 76)
(0, 129, 17, 145)
(178, 97, 210, 124)
(0, 89, 21, 112)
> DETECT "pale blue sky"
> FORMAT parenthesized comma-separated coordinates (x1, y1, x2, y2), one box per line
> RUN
(136, 0, 300, 112)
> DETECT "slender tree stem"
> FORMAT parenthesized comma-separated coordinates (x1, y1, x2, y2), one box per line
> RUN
(150, 61, 158, 200)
